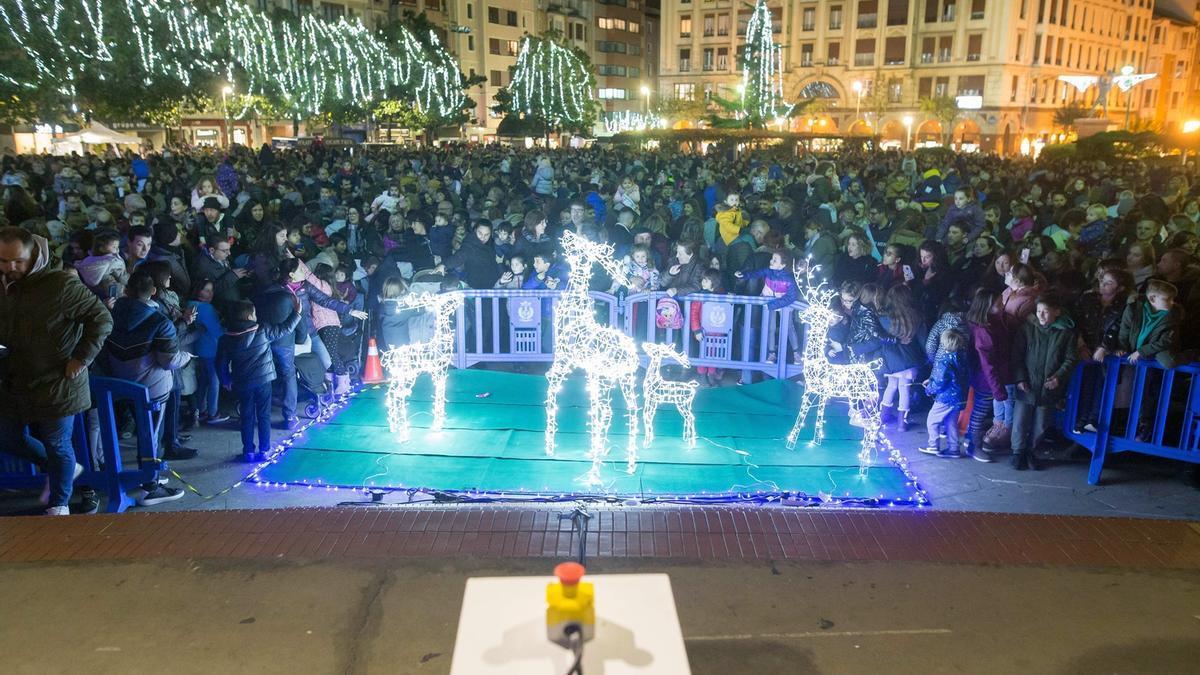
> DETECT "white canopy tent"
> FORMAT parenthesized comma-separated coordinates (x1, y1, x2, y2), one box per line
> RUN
(50, 122, 143, 155)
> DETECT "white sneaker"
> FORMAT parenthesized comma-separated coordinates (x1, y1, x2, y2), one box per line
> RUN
(44, 505, 70, 516)
(39, 462, 84, 506)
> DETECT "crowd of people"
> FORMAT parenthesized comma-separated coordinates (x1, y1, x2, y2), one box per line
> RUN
(3, 139, 1200, 515)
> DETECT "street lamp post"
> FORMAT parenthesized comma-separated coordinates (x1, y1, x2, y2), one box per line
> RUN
(221, 85, 233, 148)
(903, 114, 913, 150)
(640, 85, 650, 114)
(852, 80, 863, 133)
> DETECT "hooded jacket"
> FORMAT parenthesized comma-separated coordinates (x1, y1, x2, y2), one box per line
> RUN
(101, 297, 188, 401)
(216, 307, 302, 391)
(926, 349, 970, 407)
(1013, 314, 1078, 406)
(74, 252, 128, 298)
(969, 312, 1012, 400)
(1115, 300, 1182, 368)
(715, 207, 748, 245)
(0, 234, 112, 420)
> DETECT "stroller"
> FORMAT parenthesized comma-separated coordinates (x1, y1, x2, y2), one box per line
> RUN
(295, 350, 332, 419)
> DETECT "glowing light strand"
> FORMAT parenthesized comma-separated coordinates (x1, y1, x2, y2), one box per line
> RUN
(545, 231, 641, 484)
(641, 343, 699, 449)
(380, 292, 464, 442)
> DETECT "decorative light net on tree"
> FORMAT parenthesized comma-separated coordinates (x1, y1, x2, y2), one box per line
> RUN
(508, 36, 592, 126)
(0, 0, 465, 116)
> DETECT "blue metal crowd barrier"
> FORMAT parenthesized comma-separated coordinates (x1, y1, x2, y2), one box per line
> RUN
(448, 288, 802, 379)
(0, 377, 164, 513)
(1062, 355, 1200, 484)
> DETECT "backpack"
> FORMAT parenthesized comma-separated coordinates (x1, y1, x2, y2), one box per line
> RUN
(656, 297, 683, 329)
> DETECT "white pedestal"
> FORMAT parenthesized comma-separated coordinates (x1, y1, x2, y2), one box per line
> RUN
(449, 573, 692, 674)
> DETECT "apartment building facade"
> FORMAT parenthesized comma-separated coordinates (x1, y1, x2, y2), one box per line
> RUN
(658, 0, 1198, 155)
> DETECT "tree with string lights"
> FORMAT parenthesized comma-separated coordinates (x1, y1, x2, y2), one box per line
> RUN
(0, 0, 468, 124)
(707, 0, 798, 129)
(493, 31, 597, 138)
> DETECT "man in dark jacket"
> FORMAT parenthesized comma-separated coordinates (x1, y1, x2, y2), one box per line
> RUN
(725, 220, 769, 293)
(218, 298, 301, 462)
(190, 239, 247, 314)
(253, 258, 304, 429)
(0, 227, 112, 515)
(146, 221, 192, 297)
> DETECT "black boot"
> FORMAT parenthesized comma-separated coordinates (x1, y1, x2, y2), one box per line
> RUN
(1011, 449, 1029, 470)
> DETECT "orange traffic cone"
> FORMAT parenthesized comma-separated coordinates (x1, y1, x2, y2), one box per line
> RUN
(362, 338, 385, 384)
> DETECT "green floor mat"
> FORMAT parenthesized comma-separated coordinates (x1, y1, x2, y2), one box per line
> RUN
(256, 369, 926, 506)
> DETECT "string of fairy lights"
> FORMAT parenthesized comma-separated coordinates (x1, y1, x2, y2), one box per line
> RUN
(0, 0, 465, 117)
(508, 35, 593, 126)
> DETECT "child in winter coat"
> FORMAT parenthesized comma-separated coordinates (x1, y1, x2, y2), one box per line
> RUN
(690, 269, 726, 386)
(613, 244, 660, 294)
(217, 298, 302, 462)
(494, 254, 529, 290)
(1103, 279, 1183, 369)
(1010, 295, 1078, 470)
(735, 249, 800, 364)
(190, 279, 228, 424)
(919, 330, 971, 459)
(75, 229, 128, 304)
(714, 194, 747, 246)
(1100, 279, 1183, 441)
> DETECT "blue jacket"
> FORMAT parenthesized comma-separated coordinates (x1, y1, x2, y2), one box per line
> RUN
(191, 301, 223, 360)
(523, 263, 569, 290)
(216, 308, 301, 391)
(925, 350, 969, 407)
(100, 297, 188, 401)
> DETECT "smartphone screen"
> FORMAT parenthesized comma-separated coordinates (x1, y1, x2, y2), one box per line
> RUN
(902, 265, 915, 282)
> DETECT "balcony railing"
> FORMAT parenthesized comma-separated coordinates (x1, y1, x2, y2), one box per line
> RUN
(802, 21, 815, 31)
(702, 63, 713, 71)
(885, 56, 905, 65)
(800, 56, 813, 67)
(854, 53, 875, 66)
(966, 53, 981, 61)
(703, 28, 714, 37)
(830, 18, 842, 29)
(920, 53, 934, 63)
(970, 9, 984, 19)
(717, 28, 728, 36)
(827, 56, 840, 65)
(857, 13, 877, 28)
(938, 50, 952, 62)
(679, 60, 691, 72)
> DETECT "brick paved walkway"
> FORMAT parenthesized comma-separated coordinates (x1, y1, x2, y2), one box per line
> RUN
(3, 507, 1199, 568)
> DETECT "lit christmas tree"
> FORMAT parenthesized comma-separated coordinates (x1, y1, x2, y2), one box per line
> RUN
(502, 33, 596, 134)
(740, 0, 792, 122)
